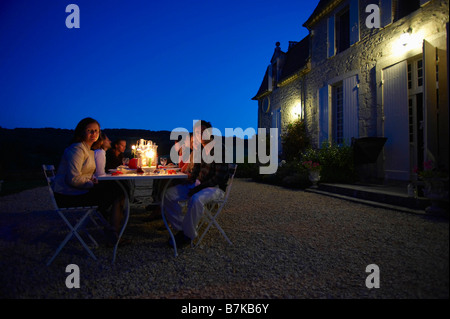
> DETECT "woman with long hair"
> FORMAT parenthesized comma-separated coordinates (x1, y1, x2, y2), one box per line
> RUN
(53, 117, 126, 245)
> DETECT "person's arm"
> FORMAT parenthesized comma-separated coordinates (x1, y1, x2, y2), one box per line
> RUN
(188, 163, 228, 196)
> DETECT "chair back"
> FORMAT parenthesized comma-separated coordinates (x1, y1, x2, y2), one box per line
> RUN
(42, 164, 59, 211)
(223, 164, 237, 201)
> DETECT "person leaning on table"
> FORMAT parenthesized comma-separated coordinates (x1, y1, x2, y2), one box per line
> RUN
(52, 117, 125, 245)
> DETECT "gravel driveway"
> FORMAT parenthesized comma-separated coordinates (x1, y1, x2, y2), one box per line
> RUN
(0, 178, 448, 299)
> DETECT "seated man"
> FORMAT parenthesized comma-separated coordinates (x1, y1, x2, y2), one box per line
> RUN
(163, 120, 229, 248)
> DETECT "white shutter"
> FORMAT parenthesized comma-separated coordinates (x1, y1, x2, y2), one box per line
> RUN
(343, 75, 359, 144)
(328, 16, 335, 58)
(380, 0, 392, 28)
(383, 61, 409, 180)
(319, 86, 329, 146)
(271, 108, 282, 155)
(350, 0, 360, 45)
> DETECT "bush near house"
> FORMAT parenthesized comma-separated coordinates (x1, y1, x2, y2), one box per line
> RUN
(252, 160, 311, 189)
(248, 141, 357, 189)
(302, 142, 356, 183)
(281, 119, 310, 161)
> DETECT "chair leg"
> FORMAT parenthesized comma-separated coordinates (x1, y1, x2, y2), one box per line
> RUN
(194, 208, 232, 247)
(47, 211, 98, 266)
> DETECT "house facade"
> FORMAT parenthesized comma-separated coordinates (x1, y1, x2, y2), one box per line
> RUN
(252, 37, 311, 156)
(253, 0, 449, 182)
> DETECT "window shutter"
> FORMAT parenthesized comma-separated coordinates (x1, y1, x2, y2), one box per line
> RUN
(350, 0, 360, 45)
(343, 75, 359, 144)
(271, 108, 282, 155)
(380, 0, 392, 28)
(383, 61, 409, 180)
(328, 16, 335, 58)
(319, 86, 330, 146)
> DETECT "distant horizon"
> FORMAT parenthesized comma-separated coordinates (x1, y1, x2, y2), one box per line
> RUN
(0, 124, 258, 139)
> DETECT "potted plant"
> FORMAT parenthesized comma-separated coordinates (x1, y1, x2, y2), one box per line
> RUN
(302, 160, 321, 188)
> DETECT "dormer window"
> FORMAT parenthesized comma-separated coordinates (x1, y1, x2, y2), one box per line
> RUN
(268, 42, 285, 91)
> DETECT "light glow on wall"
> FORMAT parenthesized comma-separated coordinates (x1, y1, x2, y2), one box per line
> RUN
(392, 28, 425, 56)
(288, 100, 302, 121)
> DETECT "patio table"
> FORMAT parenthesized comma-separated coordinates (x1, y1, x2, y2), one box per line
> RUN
(97, 171, 188, 263)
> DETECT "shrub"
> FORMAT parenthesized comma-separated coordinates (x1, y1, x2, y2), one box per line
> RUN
(281, 119, 310, 161)
(252, 160, 311, 189)
(302, 142, 356, 183)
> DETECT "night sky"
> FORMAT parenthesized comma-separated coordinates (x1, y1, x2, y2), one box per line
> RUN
(0, 0, 319, 137)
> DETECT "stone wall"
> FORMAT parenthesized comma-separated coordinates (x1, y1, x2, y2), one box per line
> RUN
(303, 0, 449, 149)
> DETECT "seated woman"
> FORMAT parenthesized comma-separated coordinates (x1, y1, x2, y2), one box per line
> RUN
(93, 132, 112, 177)
(52, 117, 126, 245)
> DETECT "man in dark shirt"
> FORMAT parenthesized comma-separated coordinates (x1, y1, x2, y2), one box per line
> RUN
(105, 139, 126, 171)
(164, 120, 229, 248)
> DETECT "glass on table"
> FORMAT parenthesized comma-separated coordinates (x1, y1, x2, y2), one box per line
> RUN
(122, 158, 130, 166)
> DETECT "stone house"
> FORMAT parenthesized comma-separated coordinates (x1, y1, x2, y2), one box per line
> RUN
(252, 36, 311, 156)
(253, 0, 449, 182)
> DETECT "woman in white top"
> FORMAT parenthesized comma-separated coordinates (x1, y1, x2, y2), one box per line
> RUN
(93, 132, 111, 177)
(53, 118, 124, 243)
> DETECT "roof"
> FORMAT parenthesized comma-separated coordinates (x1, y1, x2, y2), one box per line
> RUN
(252, 67, 270, 100)
(278, 35, 310, 84)
(303, 0, 343, 29)
(252, 35, 310, 100)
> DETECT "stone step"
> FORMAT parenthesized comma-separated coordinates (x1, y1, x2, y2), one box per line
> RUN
(313, 183, 431, 211)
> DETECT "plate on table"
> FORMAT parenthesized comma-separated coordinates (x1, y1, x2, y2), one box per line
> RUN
(158, 166, 181, 171)
(117, 167, 137, 174)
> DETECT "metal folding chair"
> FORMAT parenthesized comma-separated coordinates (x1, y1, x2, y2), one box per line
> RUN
(42, 165, 108, 265)
(192, 164, 238, 247)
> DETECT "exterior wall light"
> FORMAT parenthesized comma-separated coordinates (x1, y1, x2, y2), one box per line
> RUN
(400, 28, 413, 46)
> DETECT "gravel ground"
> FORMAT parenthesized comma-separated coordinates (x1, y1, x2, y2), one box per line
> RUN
(0, 178, 448, 299)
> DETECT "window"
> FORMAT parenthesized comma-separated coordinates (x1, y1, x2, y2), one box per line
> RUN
(396, 0, 420, 20)
(336, 7, 350, 54)
(417, 59, 423, 87)
(332, 83, 344, 144)
(327, 0, 359, 58)
(407, 59, 423, 93)
(319, 76, 359, 147)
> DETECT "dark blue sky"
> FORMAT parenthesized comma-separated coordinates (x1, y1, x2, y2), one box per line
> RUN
(0, 0, 319, 136)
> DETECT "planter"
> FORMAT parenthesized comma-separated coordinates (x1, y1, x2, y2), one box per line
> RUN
(308, 171, 321, 188)
(423, 177, 449, 216)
